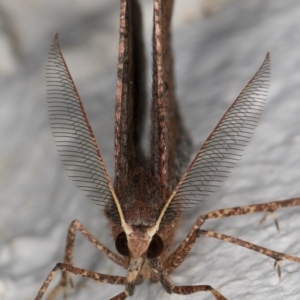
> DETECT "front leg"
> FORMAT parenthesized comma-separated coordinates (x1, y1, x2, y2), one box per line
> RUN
(34, 263, 126, 300)
(165, 197, 300, 274)
(45, 219, 126, 299)
(149, 258, 227, 300)
(164, 217, 204, 273)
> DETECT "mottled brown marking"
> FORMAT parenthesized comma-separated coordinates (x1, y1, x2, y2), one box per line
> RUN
(38, 220, 127, 300)
(114, 0, 147, 191)
(199, 229, 300, 265)
(173, 285, 227, 300)
(165, 198, 300, 275)
(35, 263, 126, 300)
(204, 197, 300, 220)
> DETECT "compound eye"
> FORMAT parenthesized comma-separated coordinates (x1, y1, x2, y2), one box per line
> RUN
(115, 232, 129, 256)
(147, 234, 164, 258)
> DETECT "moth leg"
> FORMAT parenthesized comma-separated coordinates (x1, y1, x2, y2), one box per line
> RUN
(107, 257, 145, 300)
(34, 263, 126, 300)
(206, 198, 300, 234)
(45, 219, 126, 299)
(109, 291, 128, 300)
(149, 258, 227, 300)
(64, 219, 126, 267)
(259, 211, 280, 232)
(164, 218, 202, 273)
(165, 197, 300, 273)
(202, 197, 300, 220)
(173, 286, 227, 300)
(199, 229, 300, 279)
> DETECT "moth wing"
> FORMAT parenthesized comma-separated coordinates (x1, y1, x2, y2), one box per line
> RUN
(114, 0, 147, 195)
(151, 0, 192, 201)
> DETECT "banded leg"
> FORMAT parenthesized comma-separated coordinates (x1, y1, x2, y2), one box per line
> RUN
(173, 286, 227, 300)
(164, 217, 202, 273)
(110, 291, 128, 300)
(46, 219, 126, 299)
(203, 198, 300, 220)
(199, 229, 300, 279)
(165, 197, 300, 273)
(110, 259, 145, 300)
(149, 258, 227, 300)
(34, 263, 126, 300)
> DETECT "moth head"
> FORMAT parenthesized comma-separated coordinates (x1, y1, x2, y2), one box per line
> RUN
(115, 224, 164, 259)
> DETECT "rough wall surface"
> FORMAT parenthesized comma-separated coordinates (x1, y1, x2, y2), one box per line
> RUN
(1, 0, 300, 299)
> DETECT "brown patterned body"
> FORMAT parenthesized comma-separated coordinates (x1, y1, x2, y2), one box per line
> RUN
(107, 0, 191, 266)
(34, 0, 300, 299)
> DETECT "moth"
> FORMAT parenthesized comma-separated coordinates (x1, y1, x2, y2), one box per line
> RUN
(35, 0, 300, 299)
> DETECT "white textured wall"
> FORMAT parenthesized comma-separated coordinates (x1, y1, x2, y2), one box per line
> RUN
(1, 0, 300, 299)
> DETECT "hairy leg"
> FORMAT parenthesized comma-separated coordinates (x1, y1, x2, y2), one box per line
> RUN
(35, 263, 126, 300)
(199, 229, 300, 279)
(45, 219, 126, 299)
(149, 258, 227, 300)
(165, 197, 300, 273)
(109, 291, 128, 300)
